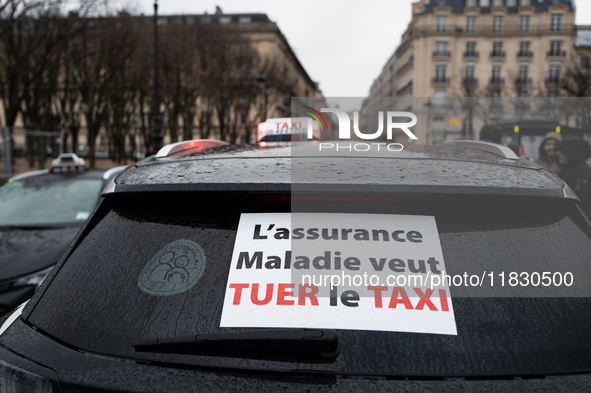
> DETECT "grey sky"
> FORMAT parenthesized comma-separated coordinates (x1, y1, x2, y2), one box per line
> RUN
(126, 0, 591, 97)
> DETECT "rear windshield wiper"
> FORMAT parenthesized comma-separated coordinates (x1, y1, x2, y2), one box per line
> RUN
(132, 329, 340, 363)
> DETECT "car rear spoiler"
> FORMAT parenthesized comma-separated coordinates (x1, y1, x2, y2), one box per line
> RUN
(441, 140, 519, 160)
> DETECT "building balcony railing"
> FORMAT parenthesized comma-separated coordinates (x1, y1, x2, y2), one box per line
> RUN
(515, 77, 532, 86)
(402, 24, 575, 41)
(462, 78, 478, 87)
(432, 77, 450, 86)
(463, 51, 479, 61)
(396, 80, 413, 96)
(488, 77, 505, 87)
(432, 50, 451, 60)
(490, 51, 506, 61)
(395, 55, 414, 76)
(546, 50, 566, 59)
(545, 76, 562, 86)
(516, 51, 533, 60)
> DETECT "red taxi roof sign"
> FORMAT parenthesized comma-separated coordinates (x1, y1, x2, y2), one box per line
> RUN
(257, 117, 321, 143)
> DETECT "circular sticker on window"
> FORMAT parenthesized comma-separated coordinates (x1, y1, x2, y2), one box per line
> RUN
(138, 239, 206, 296)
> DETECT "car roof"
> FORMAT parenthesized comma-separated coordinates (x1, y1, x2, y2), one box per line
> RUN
(106, 144, 575, 200)
(8, 167, 113, 183)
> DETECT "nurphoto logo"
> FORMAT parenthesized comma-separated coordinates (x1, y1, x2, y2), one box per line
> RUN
(302, 107, 418, 152)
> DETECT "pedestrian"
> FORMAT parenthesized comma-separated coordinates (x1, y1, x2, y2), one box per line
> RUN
(479, 124, 503, 144)
(534, 131, 562, 174)
(555, 137, 591, 217)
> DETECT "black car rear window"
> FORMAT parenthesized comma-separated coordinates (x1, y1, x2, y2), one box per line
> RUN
(26, 193, 591, 377)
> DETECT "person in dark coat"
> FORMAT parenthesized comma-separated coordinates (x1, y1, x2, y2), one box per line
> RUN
(479, 124, 503, 144)
(555, 137, 591, 217)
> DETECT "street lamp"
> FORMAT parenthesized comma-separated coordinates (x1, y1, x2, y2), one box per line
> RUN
(149, 0, 163, 155)
(257, 71, 266, 122)
(425, 98, 432, 145)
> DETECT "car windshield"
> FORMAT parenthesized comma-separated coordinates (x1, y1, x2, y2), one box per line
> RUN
(0, 176, 103, 227)
(27, 192, 591, 377)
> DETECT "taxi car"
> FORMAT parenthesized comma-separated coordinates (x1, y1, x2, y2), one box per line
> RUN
(0, 154, 125, 316)
(1, 141, 591, 392)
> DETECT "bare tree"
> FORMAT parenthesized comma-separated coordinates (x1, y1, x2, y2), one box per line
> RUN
(72, 17, 120, 168)
(159, 20, 200, 144)
(0, 0, 103, 167)
(104, 13, 145, 164)
(559, 55, 591, 130)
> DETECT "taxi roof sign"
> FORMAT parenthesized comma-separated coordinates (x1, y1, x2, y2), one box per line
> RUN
(257, 117, 321, 142)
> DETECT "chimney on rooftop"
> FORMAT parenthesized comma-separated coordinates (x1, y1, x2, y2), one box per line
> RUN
(215, 6, 223, 14)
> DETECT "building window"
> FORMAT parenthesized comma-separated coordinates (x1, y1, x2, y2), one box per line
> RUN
(493, 15, 503, 32)
(548, 65, 561, 82)
(436, 15, 448, 32)
(433, 116, 445, 132)
(240, 65, 248, 79)
(520, 15, 530, 32)
(519, 40, 530, 56)
(435, 64, 447, 81)
(492, 65, 502, 82)
(506, 0, 516, 6)
(435, 40, 448, 56)
(549, 40, 563, 56)
(219, 16, 232, 24)
(466, 0, 477, 6)
(480, 0, 490, 6)
(551, 14, 562, 31)
(518, 65, 528, 81)
(465, 65, 475, 80)
(157, 17, 168, 26)
(240, 42, 248, 56)
(492, 41, 503, 56)
(434, 90, 446, 108)
(466, 41, 477, 56)
(493, 0, 503, 6)
(239, 16, 251, 23)
(466, 15, 476, 32)
(520, 0, 530, 5)
(582, 56, 591, 70)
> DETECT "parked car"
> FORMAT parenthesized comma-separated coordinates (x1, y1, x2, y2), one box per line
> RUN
(1, 141, 591, 391)
(94, 149, 109, 159)
(0, 154, 126, 316)
(132, 149, 147, 160)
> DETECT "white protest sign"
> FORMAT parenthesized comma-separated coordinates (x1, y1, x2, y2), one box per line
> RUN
(220, 213, 456, 335)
